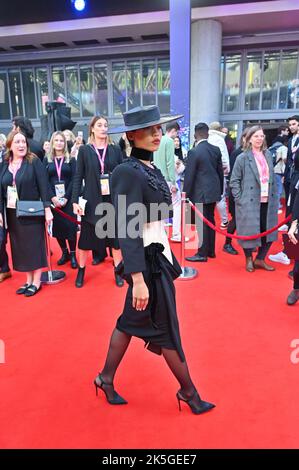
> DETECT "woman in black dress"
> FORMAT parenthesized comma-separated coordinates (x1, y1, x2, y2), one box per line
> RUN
(0, 130, 53, 296)
(72, 116, 124, 288)
(93, 106, 215, 415)
(44, 131, 78, 269)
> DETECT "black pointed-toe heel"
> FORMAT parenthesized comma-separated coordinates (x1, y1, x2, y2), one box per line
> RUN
(176, 390, 215, 415)
(94, 374, 127, 405)
(75, 267, 85, 288)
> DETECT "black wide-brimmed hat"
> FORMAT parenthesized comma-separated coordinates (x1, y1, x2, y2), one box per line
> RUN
(108, 105, 183, 134)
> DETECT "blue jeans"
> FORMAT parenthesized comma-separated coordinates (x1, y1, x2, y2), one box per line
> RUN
(275, 174, 283, 209)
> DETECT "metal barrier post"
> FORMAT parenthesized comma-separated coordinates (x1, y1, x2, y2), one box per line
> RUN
(178, 192, 198, 280)
(41, 224, 66, 284)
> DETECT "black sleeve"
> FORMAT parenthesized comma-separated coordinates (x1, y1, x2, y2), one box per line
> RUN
(111, 164, 146, 275)
(32, 157, 51, 207)
(183, 149, 197, 199)
(216, 148, 224, 194)
(43, 157, 56, 200)
(65, 157, 77, 201)
(71, 146, 85, 204)
(292, 191, 299, 221)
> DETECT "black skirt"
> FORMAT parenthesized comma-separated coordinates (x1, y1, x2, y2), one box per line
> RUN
(6, 208, 47, 272)
(116, 243, 185, 362)
(78, 217, 119, 251)
(52, 200, 77, 240)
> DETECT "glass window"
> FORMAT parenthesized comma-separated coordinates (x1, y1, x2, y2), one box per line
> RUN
(8, 70, 23, 117)
(142, 60, 156, 106)
(22, 69, 37, 118)
(157, 59, 170, 114)
(52, 66, 66, 103)
(94, 64, 108, 116)
(245, 52, 262, 110)
(262, 51, 280, 110)
(35, 68, 49, 115)
(224, 54, 241, 112)
(80, 65, 94, 117)
(112, 62, 126, 116)
(66, 66, 80, 117)
(0, 72, 11, 119)
(279, 50, 299, 109)
(127, 61, 141, 110)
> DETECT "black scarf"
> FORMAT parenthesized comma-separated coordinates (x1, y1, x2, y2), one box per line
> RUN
(130, 147, 153, 161)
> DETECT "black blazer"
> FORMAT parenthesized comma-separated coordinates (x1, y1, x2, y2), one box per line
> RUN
(0, 157, 51, 223)
(183, 140, 224, 204)
(28, 139, 45, 162)
(284, 136, 299, 183)
(71, 143, 123, 225)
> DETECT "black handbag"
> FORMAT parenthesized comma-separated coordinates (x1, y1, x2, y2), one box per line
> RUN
(16, 200, 45, 218)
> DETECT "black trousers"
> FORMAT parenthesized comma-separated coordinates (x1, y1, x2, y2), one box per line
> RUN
(0, 228, 10, 273)
(243, 202, 272, 260)
(196, 202, 216, 257)
(293, 261, 299, 289)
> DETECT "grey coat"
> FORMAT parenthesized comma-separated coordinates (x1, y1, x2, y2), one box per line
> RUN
(230, 149, 278, 248)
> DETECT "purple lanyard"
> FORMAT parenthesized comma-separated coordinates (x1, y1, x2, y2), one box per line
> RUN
(93, 145, 107, 175)
(54, 157, 64, 181)
(8, 159, 22, 186)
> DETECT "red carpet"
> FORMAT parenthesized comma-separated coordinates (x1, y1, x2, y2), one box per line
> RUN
(0, 220, 299, 449)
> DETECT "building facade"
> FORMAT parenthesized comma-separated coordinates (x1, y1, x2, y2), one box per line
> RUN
(0, 0, 299, 143)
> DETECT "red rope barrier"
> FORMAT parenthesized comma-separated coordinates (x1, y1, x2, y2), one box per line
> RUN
(53, 206, 81, 225)
(188, 199, 291, 241)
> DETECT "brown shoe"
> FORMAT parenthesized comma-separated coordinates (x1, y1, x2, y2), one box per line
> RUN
(287, 289, 299, 305)
(0, 271, 12, 283)
(246, 257, 255, 272)
(253, 259, 275, 271)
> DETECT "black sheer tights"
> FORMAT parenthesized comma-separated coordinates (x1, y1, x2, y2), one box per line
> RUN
(99, 328, 201, 405)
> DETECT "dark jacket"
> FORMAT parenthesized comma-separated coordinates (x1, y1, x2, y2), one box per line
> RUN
(0, 156, 51, 223)
(284, 136, 299, 184)
(183, 140, 224, 204)
(71, 143, 123, 225)
(28, 139, 45, 162)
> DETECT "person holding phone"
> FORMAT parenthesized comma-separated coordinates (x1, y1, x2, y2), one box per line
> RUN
(44, 131, 78, 269)
(71, 115, 124, 288)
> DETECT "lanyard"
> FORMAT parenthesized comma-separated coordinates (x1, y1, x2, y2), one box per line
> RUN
(8, 159, 22, 186)
(93, 145, 107, 175)
(54, 157, 64, 181)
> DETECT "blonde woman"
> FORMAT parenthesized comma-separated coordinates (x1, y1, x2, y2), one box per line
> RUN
(71, 116, 123, 287)
(44, 131, 78, 268)
(230, 126, 278, 272)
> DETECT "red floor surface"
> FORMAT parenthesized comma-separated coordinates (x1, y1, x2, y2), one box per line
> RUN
(0, 222, 298, 449)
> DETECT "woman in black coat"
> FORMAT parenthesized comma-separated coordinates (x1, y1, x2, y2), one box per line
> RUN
(0, 130, 53, 296)
(93, 106, 215, 415)
(72, 116, 124, 287)
(44, 131, 78, 269)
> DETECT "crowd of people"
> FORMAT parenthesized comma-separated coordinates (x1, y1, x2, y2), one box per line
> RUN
(1, 113, 299, 306)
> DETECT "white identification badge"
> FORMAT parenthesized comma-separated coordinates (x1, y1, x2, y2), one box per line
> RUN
(100, 174, 110, 196)
(55, 183, 65, 198)
(7, 185, 18, 209)
(261, 181, 269, 198)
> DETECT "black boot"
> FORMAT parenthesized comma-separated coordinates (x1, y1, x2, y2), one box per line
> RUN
(114, 268, 124, 287)
(75, 267, 85, 288)
(70, 251, 78, 269)
(57, 249, 70, 265)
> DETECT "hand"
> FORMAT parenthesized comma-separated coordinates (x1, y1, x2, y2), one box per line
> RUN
(0, 213, 3, 227)
(171, 185, 178, 193)
(51, 196, 62, 208)
(288, 222, 298, 245)
(45, 207, 53, 225)
(73, 203, 84, 216)
(131, 273, 149, 311)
